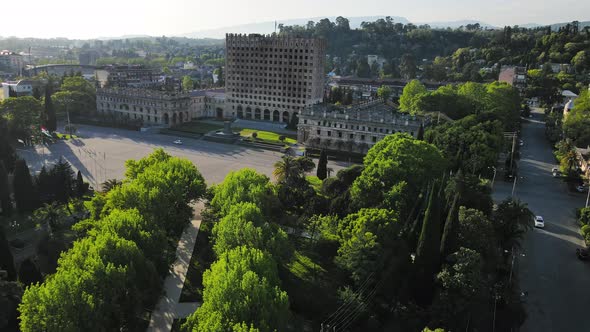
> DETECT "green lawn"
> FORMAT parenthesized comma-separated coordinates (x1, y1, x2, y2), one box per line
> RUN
(179, 226, 215, 303)
(173, 121, 224, 134)
(238, 128, 297, 144)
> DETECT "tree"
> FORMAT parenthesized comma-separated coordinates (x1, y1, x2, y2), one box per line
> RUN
(316, 150, 328, 180)
(211, 168, 278, 217)
(0, 96, 43, 139)
(336, 208, 408, 290)
(399, 80, 427, 114)
(182, 75, 194, 91)
(440, 193, 459, 259)
(76, 170, 86, 197)
(0, 162, 12, 216)
(416, 123, 424, 140)
(19, 233, 160, 332)
(399, 53, 417, 79)
(457, 207, 496, 258)
(0, 227, 16, 281)
(431, 248, 485, 330)
(351, 133, 446, 216)
(377, 85, 392, 101)
(12, 159, 37, 213)
(32, 86, 41, 100)
(17, 258, 43, 287)
(182, 246, 289, 332)
(211, 202, 289, 260)
(101, 178, 122, 193)
(356, 59, 371, 78)
(32, 202, 67, 235)
(52, 158, 75, 205)
(8, 86, 17, 98)
(43, 80, 57, 132)
(413, 181, 442, 305)
(493, 198, 534, 250)
(0, 280, 23, 332)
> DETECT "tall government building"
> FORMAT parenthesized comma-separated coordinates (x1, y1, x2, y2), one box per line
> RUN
(225, 33, 326, 123)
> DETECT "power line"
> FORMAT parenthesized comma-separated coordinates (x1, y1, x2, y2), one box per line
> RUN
(322, 273, 375, 329)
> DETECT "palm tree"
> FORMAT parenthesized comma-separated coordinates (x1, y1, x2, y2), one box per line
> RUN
(33, 202, 65, 236)
(273, 156, 300, 183)
(494, 198, 534, 250)
(561, 150, 578, 175)
(101, 179, 122, 193)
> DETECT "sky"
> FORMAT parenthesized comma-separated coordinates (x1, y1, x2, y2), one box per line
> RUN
(2, 0, 589, 39)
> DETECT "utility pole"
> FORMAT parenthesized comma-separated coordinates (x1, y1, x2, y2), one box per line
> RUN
(509, 133, 516, 175)
(585, 184, 590, 208)
(511, 175, 517, 198)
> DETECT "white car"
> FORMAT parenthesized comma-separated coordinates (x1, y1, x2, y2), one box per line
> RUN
(534, 216, 545, 228)
(173, 139, 183, 145)
(519, 139, 524, 146)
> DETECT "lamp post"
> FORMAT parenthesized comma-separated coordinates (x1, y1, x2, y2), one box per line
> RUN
(490, 166, 497, 189)
(585, 184, 590, 208)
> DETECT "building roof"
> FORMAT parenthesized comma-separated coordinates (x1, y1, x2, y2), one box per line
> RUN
(562, 90, 578, 98)
(301, 100, 423, 126)
(189, 88, 225, 98)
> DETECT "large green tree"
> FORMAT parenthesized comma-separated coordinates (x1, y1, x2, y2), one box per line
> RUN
(399, 80, 427, 114)
(0, 97, 43, 138)
(19, 233, 160, 332)
(351, 133, 446, 216)
(316, 150, 328, 180)
(182, 246, 289, 332)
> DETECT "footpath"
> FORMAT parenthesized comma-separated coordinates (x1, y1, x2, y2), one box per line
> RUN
(147, 216, 202, 331)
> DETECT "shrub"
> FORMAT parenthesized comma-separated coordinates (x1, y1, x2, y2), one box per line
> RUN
(582, 224, 590, 244)
(579, 207, 590, 226)
(252, 132, 258, 139)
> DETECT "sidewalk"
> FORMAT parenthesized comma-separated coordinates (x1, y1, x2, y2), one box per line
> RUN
(147, 218, 202, 332)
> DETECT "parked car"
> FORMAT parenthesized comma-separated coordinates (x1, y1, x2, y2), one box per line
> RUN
(533, 216, 545, 228)
(576, 185, 587, 193)
(576, 248, 589, 261)
(173, 139, 183, 145)
(519, 139, 524, 146)
(552, 167, 560, 177)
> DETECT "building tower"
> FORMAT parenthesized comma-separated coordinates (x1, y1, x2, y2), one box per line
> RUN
(225, 33, 326, 123)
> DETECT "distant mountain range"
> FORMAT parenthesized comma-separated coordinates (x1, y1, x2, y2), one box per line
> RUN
(180, 16, 590, 40)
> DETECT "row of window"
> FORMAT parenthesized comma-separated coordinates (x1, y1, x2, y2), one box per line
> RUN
(98, 95, 188, 108)
(315, 130, 413, 141)
(227, 47, 315, 53)
(228, 67, 313, 74)
(305, 120, 412, 134)
(230, 101, 302, 110)
(227, 74, 312, 81)
(229, 95, 309, 104)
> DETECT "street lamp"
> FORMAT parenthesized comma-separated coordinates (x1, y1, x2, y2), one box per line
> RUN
(490, 166, 497, 189)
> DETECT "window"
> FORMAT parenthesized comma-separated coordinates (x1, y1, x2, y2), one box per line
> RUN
(349, 134, 354, 139)
(361, 135, 365, 141)
(372, 137, 377, 143)
(317, 129, 321, 135)
(327, 131, 331, 137)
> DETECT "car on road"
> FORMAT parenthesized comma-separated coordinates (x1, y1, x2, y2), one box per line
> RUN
(533, 215, 545, 228)
(173, 139, 183, 145)
(552, 167, 560, 177)
(519, 139, 524, 146)
(576, 184, 587, 193)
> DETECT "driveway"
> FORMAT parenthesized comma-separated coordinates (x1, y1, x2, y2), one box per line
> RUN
(492, 109, 590, 331)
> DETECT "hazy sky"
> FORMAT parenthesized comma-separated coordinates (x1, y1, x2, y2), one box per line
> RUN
(3, 0, 588, 39)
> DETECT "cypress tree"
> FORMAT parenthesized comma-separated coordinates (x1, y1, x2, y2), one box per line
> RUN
(0, 161, 12, 216)
(0, 227, 17, 281)
(440, 192, 460, 260)
(13, 159, 37, 213)
(44, 79, 57, 132)
(416, 123, 424, 140)
(8, 86, 17, 97)
(53, 158, 74, 205)
(316, 150, 328, 180)
(413, 180, 442, 305)
(32, 86, 41, 100)
(18, 258, 43, 286)
(76, 170, 85, 197)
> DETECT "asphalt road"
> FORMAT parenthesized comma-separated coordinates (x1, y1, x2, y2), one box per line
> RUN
(18, 124, 351, 187)
(492, 109, 590, 332)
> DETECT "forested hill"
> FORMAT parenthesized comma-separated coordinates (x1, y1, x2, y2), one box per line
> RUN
(278, 17, 590, 88)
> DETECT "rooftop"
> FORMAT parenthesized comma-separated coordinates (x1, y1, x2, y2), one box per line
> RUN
(301, 100, 423, 125)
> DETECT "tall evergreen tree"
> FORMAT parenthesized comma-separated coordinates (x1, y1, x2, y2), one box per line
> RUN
(0, 227, 17, 281)
(416, 123, 425, 140)
(0, 119, 16, 173)
(44, 79, 57, 132)
(8, 86, 17, 97)
(316, 150, 328, 180)
(413, 180, 442, 305)
(440, 192, 460, 260)
(18, 258, 43, 286)
(32, 86, 41, 100)
(0, 161, 12, 216)
(76, 170, 85, 197)
(52, 158, 74, 205)
(13, 159, 37, 213)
